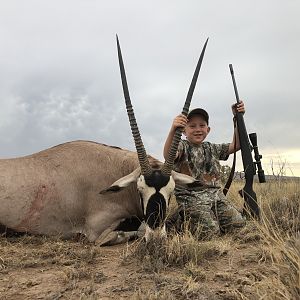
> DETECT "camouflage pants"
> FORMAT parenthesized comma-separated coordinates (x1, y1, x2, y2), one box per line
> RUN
(174, 188, 245, 239)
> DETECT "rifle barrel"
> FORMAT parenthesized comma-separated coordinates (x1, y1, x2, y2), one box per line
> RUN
(229, 64, 240, 103)
(229, 64, 260, 219)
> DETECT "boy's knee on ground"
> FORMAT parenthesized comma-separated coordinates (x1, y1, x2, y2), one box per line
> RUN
(219, 210, 246, 232)
(215, 197, 245, 230)
(187, 212, 220, 238)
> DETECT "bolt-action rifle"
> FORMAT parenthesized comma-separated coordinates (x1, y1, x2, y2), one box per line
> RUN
(228, 64, 266, 219)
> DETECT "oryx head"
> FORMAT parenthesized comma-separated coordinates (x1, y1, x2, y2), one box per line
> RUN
(100, 36, 208, 238)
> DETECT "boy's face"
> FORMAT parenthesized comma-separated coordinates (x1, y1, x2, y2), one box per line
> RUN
(184, 115, 210, 145)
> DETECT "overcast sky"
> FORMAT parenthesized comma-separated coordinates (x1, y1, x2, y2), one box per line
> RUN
(0, 0, 299, 176)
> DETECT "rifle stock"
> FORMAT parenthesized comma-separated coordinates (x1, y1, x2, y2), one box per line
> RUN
(229, 64, 265, 219)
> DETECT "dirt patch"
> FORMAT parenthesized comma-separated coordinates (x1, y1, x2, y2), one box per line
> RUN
(0, 237, 139, 299)
(0, 230, 282, 300)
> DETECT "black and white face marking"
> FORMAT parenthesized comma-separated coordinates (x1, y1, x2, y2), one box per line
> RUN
(137, 170, 175, 230)
(100, 166, 197, 242)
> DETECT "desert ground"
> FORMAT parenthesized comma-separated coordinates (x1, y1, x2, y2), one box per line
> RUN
(0, 180, 299, 300)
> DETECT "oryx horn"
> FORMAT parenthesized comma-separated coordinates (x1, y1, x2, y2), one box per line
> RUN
(116, 35, 152, 176)
(161, 38, 209, 176)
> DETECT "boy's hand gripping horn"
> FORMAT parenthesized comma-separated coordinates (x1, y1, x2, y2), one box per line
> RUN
(161, 38, 209, 176)
(116, 35, 208, 176)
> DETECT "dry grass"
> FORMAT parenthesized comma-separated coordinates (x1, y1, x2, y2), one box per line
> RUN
(0, 235, 101, 271)
(0, 178, 299, 299)
(126, 178, 300, 299)
(127, 231, 231, 271)
(0, 235, 105, 299)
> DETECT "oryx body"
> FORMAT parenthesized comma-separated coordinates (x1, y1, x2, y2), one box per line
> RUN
(0, 140, 193, 244)
(0, 141, 143, 243)
(0, 36, 208, 244)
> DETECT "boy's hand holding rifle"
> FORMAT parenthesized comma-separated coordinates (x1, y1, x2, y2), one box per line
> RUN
(228, 64, 266, 219)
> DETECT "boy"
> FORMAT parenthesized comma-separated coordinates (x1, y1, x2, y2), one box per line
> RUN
(164, 102, 246, 238)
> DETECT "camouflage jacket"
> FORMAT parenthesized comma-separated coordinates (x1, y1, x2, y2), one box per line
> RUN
(174, 140, 230, 188)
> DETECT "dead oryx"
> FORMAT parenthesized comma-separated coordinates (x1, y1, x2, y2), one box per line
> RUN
(99, 36, 209, 244)
(0, 36, 208, 245)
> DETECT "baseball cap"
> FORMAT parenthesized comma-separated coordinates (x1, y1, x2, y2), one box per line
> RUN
(187, 108, 209, 124)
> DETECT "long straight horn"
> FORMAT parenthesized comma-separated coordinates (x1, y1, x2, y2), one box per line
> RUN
(116, 35, 152, 176)
(161, 38, 209, 176)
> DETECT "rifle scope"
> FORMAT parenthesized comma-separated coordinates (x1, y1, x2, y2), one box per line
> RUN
(249, 133, 266, 183)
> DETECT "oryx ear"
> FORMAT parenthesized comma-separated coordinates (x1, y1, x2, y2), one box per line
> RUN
(100, 167, 141, 194)
(171, 170, 198, 185)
